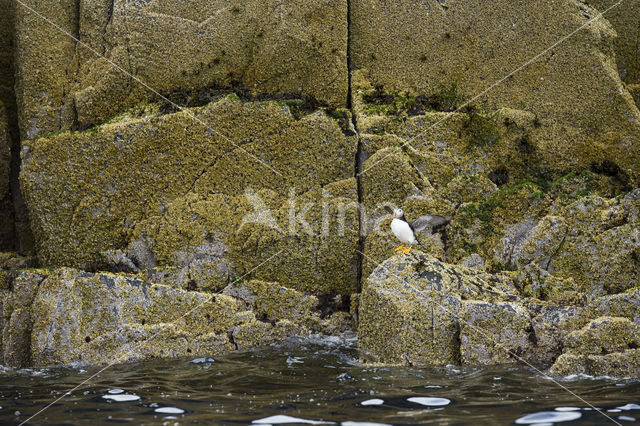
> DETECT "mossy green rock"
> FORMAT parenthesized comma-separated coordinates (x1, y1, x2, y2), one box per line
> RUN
(0, 103, 13, 249)
(351, 1, 640, 178)
(14, 0, 348, 138)
(589, 0, 640, 84)
(563, 317, 640, 355)
(0, 270, 45, 367)
(448, 183, 640, 294)
(0, 267, 353, 367)
(460, 301, 532, 365)
(21, 97, 359, 294)
(223, 279, 319, 326)
(550, 317, 640, 377)
(358, 253, 519, 365)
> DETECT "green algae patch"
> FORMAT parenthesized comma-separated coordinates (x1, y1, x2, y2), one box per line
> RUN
(449, 182, 551, 272)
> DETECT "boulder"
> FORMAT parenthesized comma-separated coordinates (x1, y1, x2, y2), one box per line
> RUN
(358, 252, 520, 365)
(460, 301, 533, 365)
(350, 0, 640, 179)
(550, 317, 640, 377)
(588, 0, 640, 84)
(358, 252, 640, 374)
(14, 0, 348, 139)
(0, 270, 45, 366)
(0, 267, 355, 367)
(21, 97, 359, 294)
(447, 181, 640, 295)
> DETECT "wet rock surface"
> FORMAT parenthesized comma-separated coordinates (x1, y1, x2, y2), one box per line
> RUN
(1, 0, 639, 376)
(0, 268, 354, 367)
(359, 253, 640, 375)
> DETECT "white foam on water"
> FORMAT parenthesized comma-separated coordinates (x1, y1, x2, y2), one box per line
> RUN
(407, 397, 451, 407)
(555, 407, 580, 412)
(101, 394, 140, 402)
(515, 411, 582, 424)
(155, 407, 185, 414)
(608, 409, 623, 413)
(286, 356, 305, 365)
(360, 399, 384, 406)
(252, 414, 335, 424)
(619, 416, 636, 422)
(107, 388, 124, 395)
(618, 404, 640, 411)
(341, 422, 392, 426)
(190, 357, 215, 364)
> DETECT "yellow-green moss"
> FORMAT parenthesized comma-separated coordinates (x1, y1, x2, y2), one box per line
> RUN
(22, 97, 358, 294)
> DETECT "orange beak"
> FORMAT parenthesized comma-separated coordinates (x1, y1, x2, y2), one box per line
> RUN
(392, 211, 396, 218)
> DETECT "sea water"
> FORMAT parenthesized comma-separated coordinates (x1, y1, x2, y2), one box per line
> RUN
(1, 335, 638, 425)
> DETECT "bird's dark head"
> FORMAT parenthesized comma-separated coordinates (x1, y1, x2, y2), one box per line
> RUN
(384, 205, 404, 219)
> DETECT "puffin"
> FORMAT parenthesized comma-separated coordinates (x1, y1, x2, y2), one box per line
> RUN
(385, 206, 449, 254)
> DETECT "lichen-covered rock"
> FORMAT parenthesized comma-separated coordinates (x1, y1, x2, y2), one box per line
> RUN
(528, 304, 587, 364)
(588, 288, 640, 324)
(21, 97, 359, 294)
(588, 0, 640, 84)
(14, 0, 348, 138)
(223, 279, 319, 325)
(460, 301, 533, 365)
(445, 180, 640, 294)
(358, 253, 519, 365)
(563, 317, 640, 355)
(14, 0, 78, 140)
(448, 182, 550, 271)
(544, 191, 640, 294)
(351, 0, 640, 179)
(27, 268, 238, 366)
(557, 351, 640, 378)
(0, 270, 46, 367)
(0, 267, 354, 367)
(0, 103, 13, 249)
(550, 317, 640, 377)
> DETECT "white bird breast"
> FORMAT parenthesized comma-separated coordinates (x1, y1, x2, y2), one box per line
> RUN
(391, 219, 416, 244)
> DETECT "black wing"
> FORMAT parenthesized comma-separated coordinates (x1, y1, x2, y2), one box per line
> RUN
(409, 215, 449, 232)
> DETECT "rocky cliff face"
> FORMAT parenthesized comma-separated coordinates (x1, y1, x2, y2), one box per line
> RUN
(1, 0, 639, 376)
